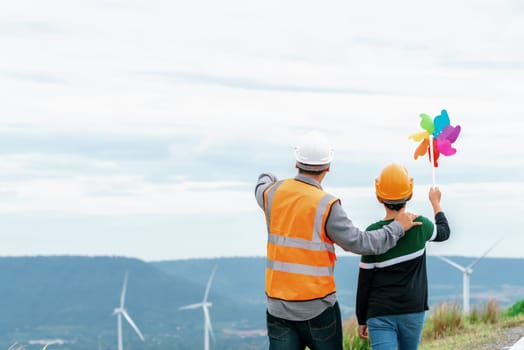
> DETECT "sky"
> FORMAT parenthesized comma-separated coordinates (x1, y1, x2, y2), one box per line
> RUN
(1, 0, 523, 261)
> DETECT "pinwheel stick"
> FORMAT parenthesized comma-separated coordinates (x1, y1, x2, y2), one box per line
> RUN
(429, 135, 436, 186)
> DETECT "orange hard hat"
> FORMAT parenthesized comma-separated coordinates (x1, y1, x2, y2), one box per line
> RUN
(375, 163, 413, 203)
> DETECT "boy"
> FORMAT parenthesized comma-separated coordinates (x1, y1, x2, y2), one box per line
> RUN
(356, 163, 451, 350)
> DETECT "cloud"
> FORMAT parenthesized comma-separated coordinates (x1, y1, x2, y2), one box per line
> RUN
(0, 20, 63, 36)
(1, 0, 523, 259)
(0, 176, 254, 215)
(143, 71, 381, 94)
(1, 71, 66, 84)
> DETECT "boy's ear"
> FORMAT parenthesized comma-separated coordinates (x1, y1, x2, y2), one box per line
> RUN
(376, 196, 384, 203)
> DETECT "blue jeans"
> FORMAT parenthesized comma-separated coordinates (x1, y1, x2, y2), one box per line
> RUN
(367, 312, 425, 350)
(266, 302, 342, 350)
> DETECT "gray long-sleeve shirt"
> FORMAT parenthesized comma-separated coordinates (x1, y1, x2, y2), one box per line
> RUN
(255, 172, 405, 321)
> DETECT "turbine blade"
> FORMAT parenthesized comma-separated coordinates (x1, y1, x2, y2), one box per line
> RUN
(204, 306, 215, 343)
(179, 302, 203, 310)
(435, 255, 466, 272)
(120, 272, 128, 308)
(122, 310, 145, 341)
(468, 239, 502, 270)
(203, 265, 218, 302)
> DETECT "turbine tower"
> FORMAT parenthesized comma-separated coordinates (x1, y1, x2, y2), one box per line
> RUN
(179, 265, 218, 350)
(113, 272, 145, 350)
(436, 239, 501, 315)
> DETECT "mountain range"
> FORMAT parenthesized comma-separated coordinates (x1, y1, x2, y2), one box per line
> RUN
(1, 255, 523, 350)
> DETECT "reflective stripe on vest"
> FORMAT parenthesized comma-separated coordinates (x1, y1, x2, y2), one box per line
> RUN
(263, 180, 284, 231)
(263, 178, 338, 301)
(267, 260, 334, 276)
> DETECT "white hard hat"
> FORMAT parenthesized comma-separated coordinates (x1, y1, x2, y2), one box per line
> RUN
(294, 130, 334, 171)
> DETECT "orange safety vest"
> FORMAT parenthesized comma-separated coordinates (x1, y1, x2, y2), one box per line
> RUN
(263, 178, 338, 301)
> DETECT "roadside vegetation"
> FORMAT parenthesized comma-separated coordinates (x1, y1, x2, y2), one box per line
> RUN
(342, 299, 524, 350)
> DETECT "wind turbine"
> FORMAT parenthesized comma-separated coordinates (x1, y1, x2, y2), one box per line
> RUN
(113, 272, 145, 350)
(179, 265, 218, 350)
(436, 239, 502, 315)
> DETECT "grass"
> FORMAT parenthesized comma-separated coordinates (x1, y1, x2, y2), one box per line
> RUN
(342, 299, 524, 350)
(342, 317, 370, 350)
(419, 315, 524, 350)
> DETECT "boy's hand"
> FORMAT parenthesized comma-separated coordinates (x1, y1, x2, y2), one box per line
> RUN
(358, 325, 369, 339)
(429, 186, 443, 214)
(429, 186, 441, 204)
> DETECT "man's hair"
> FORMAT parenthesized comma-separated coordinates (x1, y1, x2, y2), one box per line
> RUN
(298, 168, 326, 176)
(383, 202, 407, 211)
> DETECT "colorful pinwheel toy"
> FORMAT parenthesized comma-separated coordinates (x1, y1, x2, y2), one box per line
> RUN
(409, 109, 461, 184)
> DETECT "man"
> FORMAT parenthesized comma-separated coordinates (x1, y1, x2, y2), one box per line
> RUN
(254, 130, 421, 350)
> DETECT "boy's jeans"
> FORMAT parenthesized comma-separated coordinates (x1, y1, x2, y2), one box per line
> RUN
(367, 312, 425, 350)
(266, 302, 342, 350)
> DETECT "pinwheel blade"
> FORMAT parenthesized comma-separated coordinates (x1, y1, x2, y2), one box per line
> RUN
(409, 131, 429, 142)
(430, 139, 440, 167)
(433, 109, 450, 137)
(436, 138, 456, 156)
(413, 139, 429, 160)
(419, 113, 434, 134)
(439, 124, 461, 143)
